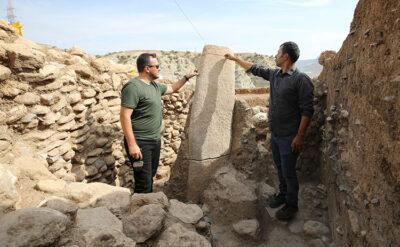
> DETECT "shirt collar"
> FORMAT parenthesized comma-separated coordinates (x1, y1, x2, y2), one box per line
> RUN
(279, 66, 297, 75)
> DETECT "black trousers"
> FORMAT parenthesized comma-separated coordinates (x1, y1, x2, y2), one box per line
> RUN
(124, 138, 161, 193)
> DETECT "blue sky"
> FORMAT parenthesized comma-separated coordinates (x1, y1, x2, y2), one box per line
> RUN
(6, 0, 358, 59)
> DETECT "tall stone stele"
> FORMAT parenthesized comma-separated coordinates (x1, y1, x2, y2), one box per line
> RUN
(187, 45, 235, 202)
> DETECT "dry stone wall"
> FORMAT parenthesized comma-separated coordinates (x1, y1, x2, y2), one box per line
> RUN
(0, 22, 193, 190)
(318, 0, 400, 246)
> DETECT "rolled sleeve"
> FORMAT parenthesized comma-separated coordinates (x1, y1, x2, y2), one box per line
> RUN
(247, 64, 272, 81)
(297, 74, 314, 118)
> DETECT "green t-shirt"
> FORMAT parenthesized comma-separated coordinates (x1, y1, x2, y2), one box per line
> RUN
(121, 77, 167, 140)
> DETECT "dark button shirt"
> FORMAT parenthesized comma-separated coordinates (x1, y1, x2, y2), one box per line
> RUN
(248, 64, 314, 137)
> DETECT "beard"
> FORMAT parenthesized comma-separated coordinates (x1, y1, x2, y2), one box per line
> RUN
(149, 72, 159, 80)
(275, 59, 282, 67)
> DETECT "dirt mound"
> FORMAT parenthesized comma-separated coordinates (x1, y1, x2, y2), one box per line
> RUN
(318, 0, 400, 245)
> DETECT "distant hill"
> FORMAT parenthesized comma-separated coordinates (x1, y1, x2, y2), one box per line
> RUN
(296, 59, 322, 78)
(103, 50, 322, 87)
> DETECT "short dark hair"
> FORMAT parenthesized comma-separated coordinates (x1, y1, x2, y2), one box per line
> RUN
(137, 53, 157, 72)
(280, 41, 300, 63)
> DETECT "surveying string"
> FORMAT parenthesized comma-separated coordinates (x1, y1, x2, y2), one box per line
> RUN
(173, 0, 207, 45)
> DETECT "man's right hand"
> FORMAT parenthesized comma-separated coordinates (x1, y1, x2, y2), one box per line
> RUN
(129, 144, 142, 160)
(224, 53, 236, 61)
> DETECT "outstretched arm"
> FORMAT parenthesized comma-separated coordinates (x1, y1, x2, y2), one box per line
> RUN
(165, 70, 199, 94)
(225, 53, 253, 70)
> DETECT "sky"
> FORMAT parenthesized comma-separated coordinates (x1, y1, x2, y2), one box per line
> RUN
(6, 0, 358, 59)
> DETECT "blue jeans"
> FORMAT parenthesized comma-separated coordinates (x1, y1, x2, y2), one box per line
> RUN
(271, 134, 299, 208)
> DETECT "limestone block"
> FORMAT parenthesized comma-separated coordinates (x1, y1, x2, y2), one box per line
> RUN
(0, 166, 19, 215)
(0, 64, 11, 81)
(20, 113, 36, 123)
(0, 42, 46, 71)
(67, 46, 86, 57)
(67, 92, 82, 104)
(68, 63, 93, 78)
(58, 113, 75, 125)
(14, 92, 40, 105)
(65, 182, 130, 204)
(72, 103, 86, 112)
(232, 219, 260, 239)
(188, 45, 235, 160)
(42, 111, 58, 125)
(31, 105, 50, 115)
(103, 90, 120, 98)
(83, 98, 96, 106)
(36, 79, 63, 91)
(51, 97, 68, 112)
(23, 130, 55, 142)
(47, 160, 63, 173)
(91, 58, 110, 72)
(13, 155, 56, 180)
(57, 119, 76, 132)
(82, 88, 97, 98)
(1, 82, 21, 97)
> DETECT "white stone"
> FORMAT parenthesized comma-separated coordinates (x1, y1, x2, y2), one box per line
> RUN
(0, 166, 19, 215)
(232, 219, 259, 239)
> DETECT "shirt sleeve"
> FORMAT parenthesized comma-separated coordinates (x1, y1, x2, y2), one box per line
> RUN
(156, 82, 168, 96)
(247, 64, 273, 81)
(121, 83, 139, 109)
(297, 74, 314, 118)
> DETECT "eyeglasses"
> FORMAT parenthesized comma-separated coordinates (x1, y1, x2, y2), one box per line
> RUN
(146, 64, 160, 69)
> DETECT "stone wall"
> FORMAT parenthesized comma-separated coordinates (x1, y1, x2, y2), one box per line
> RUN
(0, 22, 193, 191)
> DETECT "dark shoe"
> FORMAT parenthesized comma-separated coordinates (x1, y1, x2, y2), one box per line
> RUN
(275, 204, 298, 221)
(268, 193, 286, 208)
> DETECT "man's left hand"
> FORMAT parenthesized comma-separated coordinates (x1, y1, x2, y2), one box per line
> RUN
(291, 134, 304, 153)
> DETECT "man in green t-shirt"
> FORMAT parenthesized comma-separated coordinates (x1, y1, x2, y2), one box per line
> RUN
(120, 53, 198, 193)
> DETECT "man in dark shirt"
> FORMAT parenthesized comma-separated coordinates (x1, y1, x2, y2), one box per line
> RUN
(225, 41, 314, 221)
